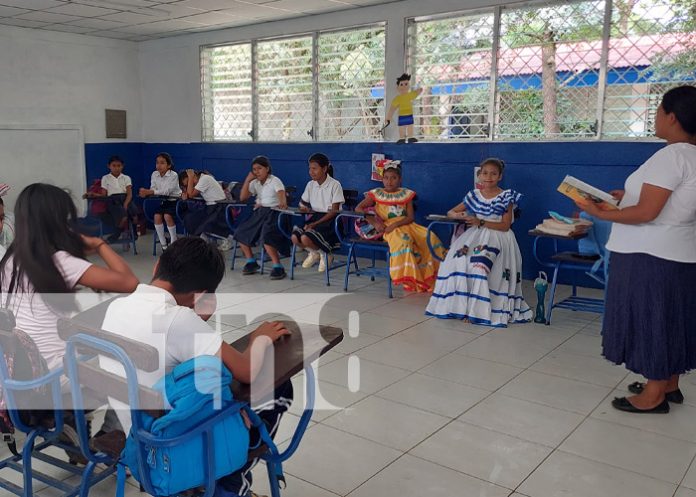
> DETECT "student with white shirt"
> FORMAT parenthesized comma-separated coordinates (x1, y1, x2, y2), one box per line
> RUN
(99, 237, 292, 497)
(0, 183, 138, 377)
(178, 169, 229, 238)
(291, 153, 345, 272)
(138, 152, 181, 250)
(577, 86, 696, 415)
(85, 156, 139, 243)
(234, 156, 289, 280)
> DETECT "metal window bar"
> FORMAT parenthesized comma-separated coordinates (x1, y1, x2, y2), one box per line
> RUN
(317, 24, 386, 141)
(201, 43, 253, 142)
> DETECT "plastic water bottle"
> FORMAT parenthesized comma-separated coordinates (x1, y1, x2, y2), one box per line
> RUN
(533, 271, 548, 324)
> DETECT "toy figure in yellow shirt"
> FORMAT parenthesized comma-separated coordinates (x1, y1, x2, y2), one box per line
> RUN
(385, 73, 423, 144)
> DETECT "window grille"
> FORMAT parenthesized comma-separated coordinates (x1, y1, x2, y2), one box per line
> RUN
(601, 0, 696, 138)
(318, 25, 386, 141)
(201, 43, 253, 141)
(406, 13, 495, 141)
(256, 35, 314, 141)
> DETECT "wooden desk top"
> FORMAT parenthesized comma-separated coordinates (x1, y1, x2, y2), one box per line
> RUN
(528, 229, 588, 241)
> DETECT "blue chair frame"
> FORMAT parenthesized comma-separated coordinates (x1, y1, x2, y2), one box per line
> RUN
(335, 212, 392, 298)
(64, 333, 317, 497)
(82, 199, 138, 255)
(531, 220, 609, 325)
(425, 218, 465, 261)
(0, 336, 116, 496)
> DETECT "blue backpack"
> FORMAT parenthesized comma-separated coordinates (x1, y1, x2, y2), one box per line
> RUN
(121, 356, 250, 496)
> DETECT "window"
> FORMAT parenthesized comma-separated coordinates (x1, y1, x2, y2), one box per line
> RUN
(257, 36, 313, 141)
(201, 24, 386, 142)
(496, 1, 605, 139)
(406, 0, 695, 141)
(318, 25, 386, 141)
(201, 43, 252, 141)
(406, 13, 494, 141)
(601, 0, 696, 138)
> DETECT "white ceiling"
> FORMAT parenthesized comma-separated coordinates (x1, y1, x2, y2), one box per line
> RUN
(0, 0, 389, 41)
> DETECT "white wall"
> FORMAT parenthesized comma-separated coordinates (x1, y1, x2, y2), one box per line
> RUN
(0, 26, 141, 143)
(139, 0, 510, 143)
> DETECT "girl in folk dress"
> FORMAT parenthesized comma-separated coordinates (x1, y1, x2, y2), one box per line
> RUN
(426, 158, 532, 327)
(356, 164, 445, 292)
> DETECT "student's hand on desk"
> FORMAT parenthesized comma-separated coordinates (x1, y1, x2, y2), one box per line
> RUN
(278, 200, 288, 210)
(181, 192, 188, 200)
(462, 214, 478, 225)
(138, 188, 151, 198)
(250, 321, 290, 344)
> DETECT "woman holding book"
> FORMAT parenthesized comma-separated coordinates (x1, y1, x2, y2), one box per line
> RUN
(576, 86, 696, 414)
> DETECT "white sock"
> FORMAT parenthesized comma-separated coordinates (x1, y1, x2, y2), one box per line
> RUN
(154, 224, 167, 246)
(167, 225, 177, 244)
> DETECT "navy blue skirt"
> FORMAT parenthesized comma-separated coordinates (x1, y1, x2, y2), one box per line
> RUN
(602, 252, 696, 380)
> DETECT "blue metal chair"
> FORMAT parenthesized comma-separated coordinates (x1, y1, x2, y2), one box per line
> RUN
(62, 327, 318, 497)
(532, 215, 611, 325)
(334, 212, 393, 298)
(0, 310, 116, 497)
(80, 199, 137, 255)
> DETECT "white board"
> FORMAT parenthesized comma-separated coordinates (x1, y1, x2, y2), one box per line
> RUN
(0, 125, 86, 216)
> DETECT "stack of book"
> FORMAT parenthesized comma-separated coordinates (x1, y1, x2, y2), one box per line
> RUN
(534, 213, 593, 237)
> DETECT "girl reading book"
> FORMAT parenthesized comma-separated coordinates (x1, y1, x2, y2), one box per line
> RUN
(425, 158, 532, 327)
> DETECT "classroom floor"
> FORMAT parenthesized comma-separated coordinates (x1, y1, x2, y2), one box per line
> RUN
(3, 233, 696, 497)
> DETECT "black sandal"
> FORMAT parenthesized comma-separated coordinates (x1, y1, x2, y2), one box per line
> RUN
(627, 382, 684, 404)
(612, 396, 670, 414)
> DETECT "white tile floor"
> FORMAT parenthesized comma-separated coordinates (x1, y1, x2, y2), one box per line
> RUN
(3, 234, 696, 497)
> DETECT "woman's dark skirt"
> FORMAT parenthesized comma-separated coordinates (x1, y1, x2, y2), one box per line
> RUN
(234, 207, 288, 252)
(291, 213, 339, 253)
(602, 251, 696, 380)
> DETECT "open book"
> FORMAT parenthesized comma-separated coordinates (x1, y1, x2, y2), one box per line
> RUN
(557, 175, 619, 211)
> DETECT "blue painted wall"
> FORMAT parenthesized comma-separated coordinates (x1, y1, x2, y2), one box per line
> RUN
(85, 141, 663, 282)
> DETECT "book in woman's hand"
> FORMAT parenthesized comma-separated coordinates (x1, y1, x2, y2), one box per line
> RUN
(557, 175, 620, 211)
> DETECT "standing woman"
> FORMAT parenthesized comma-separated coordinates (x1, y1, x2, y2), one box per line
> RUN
(577, 86, 696, 414)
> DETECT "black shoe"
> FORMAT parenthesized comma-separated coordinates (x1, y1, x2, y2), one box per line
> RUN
(106, 232, 121, 243)
(612, 396, 670, 414)
(627, 382, 684, 404)
(269, 267, 286, 280)
(242, 261, 260, 275)
(396, 139, 406, 144)
(407, 137, 419, 143)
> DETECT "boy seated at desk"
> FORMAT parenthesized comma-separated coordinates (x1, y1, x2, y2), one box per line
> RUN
(99, 237, 293, 497)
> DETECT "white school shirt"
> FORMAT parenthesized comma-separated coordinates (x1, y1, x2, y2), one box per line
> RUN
(0, 252, 92, 372)
(249, 175, 285, 208)
(195, 174, 226, 205)
(99, 284, 223, 434)
(101, 173, 132, 196)
(150, 170, 181, 197)
(300, 176, 345, 213)
(607, 143, 696, 263)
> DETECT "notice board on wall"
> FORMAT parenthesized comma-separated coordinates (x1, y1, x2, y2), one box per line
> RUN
(0, 124, 86, 215)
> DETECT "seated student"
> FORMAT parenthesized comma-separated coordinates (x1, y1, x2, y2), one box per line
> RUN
(0, 183, 139, 377)
(179, 169, 229, 238)
(291, 153, 345, 272)
(234, 156, 289, 280)
(85, 156, 139, 243)
(425, 158, 532, 327)
(98, 237, 292, 497)
(355, 164, 445, 292)
(139, 152, 181, 250)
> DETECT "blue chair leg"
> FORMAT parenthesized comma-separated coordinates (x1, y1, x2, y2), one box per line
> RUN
(386, 252, 393, 299)
(324, 252, 330, 286)
(260, 246, 266, 275)
(131, 223, 138, 255)
(152, 234, 157, 256)
(290, 245, 297, 280)
(546, 261, 561, 325)
(21, 430, 40, 497)
(344, 245, 354, 292)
